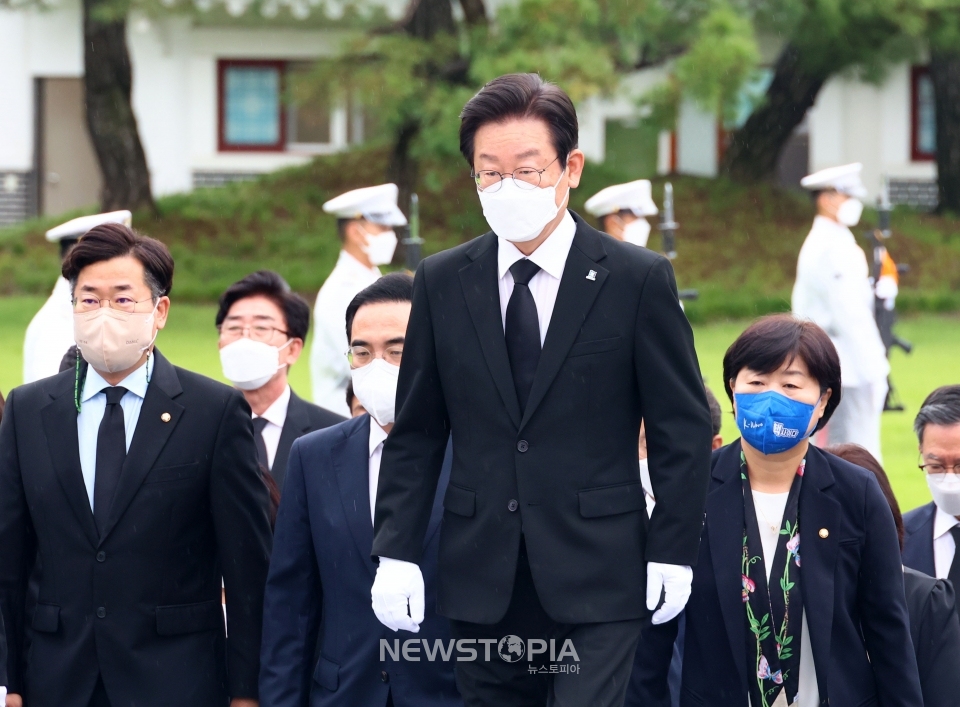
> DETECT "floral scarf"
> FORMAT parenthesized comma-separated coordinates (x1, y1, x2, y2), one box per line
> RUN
(740, 452, 804, 707)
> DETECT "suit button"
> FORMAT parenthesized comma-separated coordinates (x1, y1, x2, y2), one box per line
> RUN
(96, 607, 106, 619)
(508, 499, 519, 512)
(517, 440, 529, 453)
(381, 670, 389, 683)
(96, 551, 106, 562)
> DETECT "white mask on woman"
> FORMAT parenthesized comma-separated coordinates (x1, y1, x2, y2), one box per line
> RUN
(478, 168, 569, 243)
(622, 218, 651, 247)
(350, 358, 400, 427)
(362, 229, 399, 266)
(836, 197, 864, 227)
(927, 473, 960, 516)
(74, 302, 159, 374)
(220, 337, 290, 391)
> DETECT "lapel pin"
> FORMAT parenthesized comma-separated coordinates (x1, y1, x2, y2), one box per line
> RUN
(161, 412, 172, 423)
(586, 270, 597, 281)
(818, 528, 829, 538)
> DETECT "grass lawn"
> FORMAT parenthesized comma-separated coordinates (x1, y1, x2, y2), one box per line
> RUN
(2, 296, 956, 513)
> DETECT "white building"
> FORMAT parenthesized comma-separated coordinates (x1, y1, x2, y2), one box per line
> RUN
(0, 2, 940, 225)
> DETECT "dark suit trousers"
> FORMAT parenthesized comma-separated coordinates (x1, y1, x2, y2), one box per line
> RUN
(450, 539, 643, 707)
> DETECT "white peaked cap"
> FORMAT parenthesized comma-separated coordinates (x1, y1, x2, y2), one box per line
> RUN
(322, 183, 408, 227)
(800, 163, 868, 199)
(45, 210, 133, 243)
(584, 180, 659, 218)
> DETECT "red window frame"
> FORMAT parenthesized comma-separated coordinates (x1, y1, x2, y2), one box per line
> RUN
(911, 65, 935, 162)
(217, 59, 287, 152)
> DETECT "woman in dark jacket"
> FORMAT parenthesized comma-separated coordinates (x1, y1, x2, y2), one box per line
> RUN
(828, 443, 960, 707)
(675, 315, 922, 707)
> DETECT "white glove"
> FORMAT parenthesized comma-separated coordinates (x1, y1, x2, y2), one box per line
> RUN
(371, 557, 425, 633)
(646, 562, 693, 625)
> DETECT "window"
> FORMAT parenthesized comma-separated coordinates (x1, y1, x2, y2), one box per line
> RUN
(286, 62, 332, 147)
(219, 60, 286, 151)
(912, 66, 936, 161)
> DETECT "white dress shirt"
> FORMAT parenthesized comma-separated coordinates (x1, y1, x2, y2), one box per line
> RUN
(932, 505, 960, 579)
(311, 251, 381, 416)
(497, 210, 577, 345)
(252, 385, 291, 470)
(750, 490, 819, 707)
(23, 277, 76, 384)
(77, 357, 151, 511)
(368, 419, 390, 524)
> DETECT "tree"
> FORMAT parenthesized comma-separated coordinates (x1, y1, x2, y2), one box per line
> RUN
(926, 7, 960, 213)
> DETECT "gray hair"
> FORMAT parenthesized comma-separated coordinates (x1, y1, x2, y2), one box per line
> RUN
(914, 385, 960, 443)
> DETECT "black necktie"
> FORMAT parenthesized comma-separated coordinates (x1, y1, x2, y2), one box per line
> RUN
(948, 526, 960, 586)
(252, 416, 270, 472)
(505, 259, 542, 413)
(94, 386, 128, 535)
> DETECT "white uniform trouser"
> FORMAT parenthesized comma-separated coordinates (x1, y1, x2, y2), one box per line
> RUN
(825, 380, 887, 462)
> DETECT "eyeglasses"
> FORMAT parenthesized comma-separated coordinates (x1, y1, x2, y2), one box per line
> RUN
(73, 296, 155, 313)
(472, 156, 560, 193)
(219, 324, 289, 343)
(346, 345, 403, 369)
(919, 462, 960, 478)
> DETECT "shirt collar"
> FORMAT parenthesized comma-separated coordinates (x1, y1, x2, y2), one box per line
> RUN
(337, 249, 381, 279)
(82, 356, 151, 403)
(933, 505, 960, 540)
(497, 210, 577, 281)
(253, 385, 291, 428)
(368, 417, 389, 457)
(812, 215, 855, 240)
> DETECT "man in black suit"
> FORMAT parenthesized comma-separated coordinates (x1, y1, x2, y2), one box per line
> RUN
(216, 270, 345, 492)
(0, 223, 272, 707)
(370, 73, 712, 706)
(903, 385, 960, 580)
(260, 273, 460, 707)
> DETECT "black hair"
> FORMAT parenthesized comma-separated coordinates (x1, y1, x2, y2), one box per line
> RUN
(704, 386, 723, 437)
(914, 385, 960, 443)
(215, 270, 310, 341)
(345, 272, 414, 341)
(722, 314, 842, 432)
(63, 223, 174, 299)
(459, 73, 578, 169)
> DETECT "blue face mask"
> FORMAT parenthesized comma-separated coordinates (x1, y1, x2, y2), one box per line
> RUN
(735, 390, 819, 455)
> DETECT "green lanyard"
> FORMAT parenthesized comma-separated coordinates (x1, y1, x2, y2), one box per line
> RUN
(74, 350, 152, 413)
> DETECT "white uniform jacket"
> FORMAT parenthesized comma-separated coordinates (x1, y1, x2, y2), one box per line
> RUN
(792, 216, 889, 388)
(310, 251, 380, 415)
(23, 277, 75, 384)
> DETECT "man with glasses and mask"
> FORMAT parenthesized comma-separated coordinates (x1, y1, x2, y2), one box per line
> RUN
(370, 73, 712, 707)
(0, 224, 272, 707)
(903, 385, 960, 581)
(260, 272, 460, 707)
(217, 270, 344, 492)
(311, 184, 406, 417)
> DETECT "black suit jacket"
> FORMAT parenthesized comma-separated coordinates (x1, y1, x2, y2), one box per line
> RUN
(372, 212, 712, 625)
(677, 441, 922, 707)
(903, 501, 937, 577)
(271, 391, 345, 491)
(0, 350, 273, 707)
(260, 415, 460, 707)
(903, 567, 960, 707)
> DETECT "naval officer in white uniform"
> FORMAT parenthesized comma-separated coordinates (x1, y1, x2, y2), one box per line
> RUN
(792, 163, 889, 461)
(584, 179, 659, 247)
(310, 184, 406, 416)
(22, 210, 132, 384)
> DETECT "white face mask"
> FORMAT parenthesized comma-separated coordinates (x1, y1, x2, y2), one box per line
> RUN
(836, 197, 864, 227)
(220, 337, 290, 391)
(622, 218, 651, 247)
(74, 302, 159, 374)
(927, 473, 960, 516)
(638, 458, 653, 497)
(362, 228, 398, 266)
(350, 358, 399, 428)
(477, 168, 569, 243)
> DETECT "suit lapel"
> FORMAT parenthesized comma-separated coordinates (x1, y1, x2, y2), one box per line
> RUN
(273, 391, 311, 486)
(41, 378, 99, 548)
(705, 442, 748, 687)
(333, 416, 377, 579)
(459, 234, 522, 428)
(903, 502, 936, 576)
(99, 351, 184, 544)
(798, 448, 840, 700)
(520, 217, 608, 430)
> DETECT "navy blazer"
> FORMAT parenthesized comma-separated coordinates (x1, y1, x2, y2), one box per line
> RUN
(259, 414, 461, 707)
(902, 502, 937, 577)
(677, 441, 922, 707)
